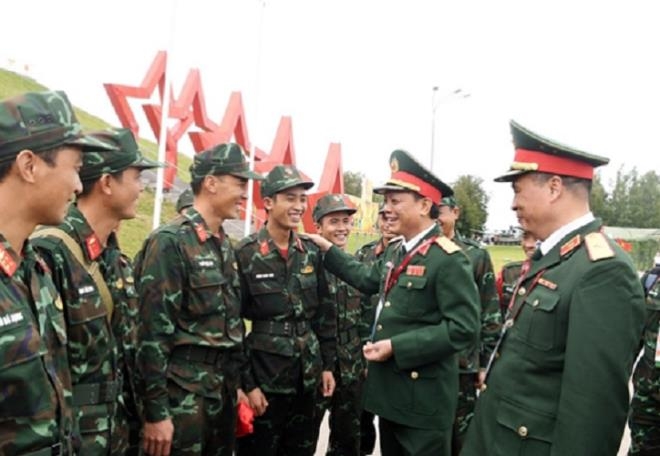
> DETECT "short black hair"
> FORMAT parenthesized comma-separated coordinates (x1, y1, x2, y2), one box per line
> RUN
(0, 146, 62, 183)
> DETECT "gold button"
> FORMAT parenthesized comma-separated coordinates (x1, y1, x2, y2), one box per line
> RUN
(518, 425, 528, 438)
(480, 383, 487, 392)
(410, 371, 419, 379)
(504, 319, 514, 328)
(384, 301, 391, 308)
(518, 287, 526, 296)
(376, 324, 383, 331)
(532, 299, 539, 307)
(407, 281, 412, 289)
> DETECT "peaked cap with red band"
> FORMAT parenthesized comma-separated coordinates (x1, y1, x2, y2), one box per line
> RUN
(494, 120, 609, 183)
(374, 149, 452, 205)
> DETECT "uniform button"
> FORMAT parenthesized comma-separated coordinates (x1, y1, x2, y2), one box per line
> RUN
(480, 383, 487, 392)
(407, 281, 412, 289)
(504, 319, 514, 329)
(518, 425, 528, 438)
(532, 299, 539, 307)
(384, 301, 391, 308)
(518, 287, 526, 296)
(376, 324, 383, 331)
(410, 371, 419, 379)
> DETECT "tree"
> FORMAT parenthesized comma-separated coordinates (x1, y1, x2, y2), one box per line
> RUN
(452, 175, 489, 237)
(343, 170, 364, 197)
(590, 172, 610, 223)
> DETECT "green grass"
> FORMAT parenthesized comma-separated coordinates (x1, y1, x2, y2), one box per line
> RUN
(486, 244, 525, 271)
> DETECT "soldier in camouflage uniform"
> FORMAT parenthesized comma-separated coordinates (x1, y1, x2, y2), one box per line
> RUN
(495, 230, 537, 318)
(0, 91, 115, 455)
(311, 194, 363, 456)
(32, 128, 162, 455)
(236, 165, 337, 456)
(353, 204, 397, 456)
(176, 188, 194, 215)
(436, 196, 501, 455)
(628, 263, 660, 455)
(134, 143, 263, 456)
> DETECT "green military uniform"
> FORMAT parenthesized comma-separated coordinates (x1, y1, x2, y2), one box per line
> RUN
(0, 91, 115, 455)
(176, 187, 194, 213)
(497, 260, 525, 318)
(323, 150, 480, 456)
(311, 194, 364, 456)
(450, 230, 501, 454)
(32, 128, 161, 456)
(628, 265, 660, 455)
(135, 144, 262, 456)
(462, 120, 646, 456)
(236, 166, 337, 456)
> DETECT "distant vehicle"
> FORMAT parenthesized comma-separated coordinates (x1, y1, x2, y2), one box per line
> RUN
(475, 227, 522, 246)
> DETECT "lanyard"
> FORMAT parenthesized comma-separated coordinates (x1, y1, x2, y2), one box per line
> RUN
(384, 236, 437, 295)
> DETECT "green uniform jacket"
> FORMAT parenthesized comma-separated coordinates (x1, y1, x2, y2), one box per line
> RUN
(324, 224, 480, 430)
(453, 233, 501, 372)
(134, 208, 245, 422)
(0, 234, 73, 454)
(462, 219, 645, 456)
(236, 227, 337, 395)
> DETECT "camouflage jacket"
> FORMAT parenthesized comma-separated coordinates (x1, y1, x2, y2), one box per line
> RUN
(0, 234, 73, 454)
(134, 208, 245, 422)
(32, 204, 141, 448)
(354, 237, 390, 342)
(236, 227, 336, 395)
(453, 233, 501, 372)
(497, 260, 524, 316)
(631, 268, 660, 421)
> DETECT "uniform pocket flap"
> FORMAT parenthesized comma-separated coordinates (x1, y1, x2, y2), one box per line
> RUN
(496, 399, 555, 442)
(525, 287, 559, 312)
(248, 332, 294, 357)
(397, 276, 427, 290)
(189, 268, 226, 289)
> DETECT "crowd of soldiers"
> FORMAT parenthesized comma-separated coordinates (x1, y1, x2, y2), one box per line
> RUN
(0, 88, 658, 456)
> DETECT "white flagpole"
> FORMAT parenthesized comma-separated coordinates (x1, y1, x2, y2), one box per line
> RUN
(244, 0, 267, 237)
(153, 0, 179, 230)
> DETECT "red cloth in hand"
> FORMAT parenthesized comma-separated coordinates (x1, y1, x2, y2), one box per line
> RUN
(236, 401, 255, 437)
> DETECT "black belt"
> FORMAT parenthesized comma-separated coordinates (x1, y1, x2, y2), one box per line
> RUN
(72, 380, 121, 407)
(22, 443, 62, 456)
(252, 320, 310, 337)
(338, 326, 359, 345)
(171, 345, 231, 367)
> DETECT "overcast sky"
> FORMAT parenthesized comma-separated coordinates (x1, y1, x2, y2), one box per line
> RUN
(3, 0, 659, 230)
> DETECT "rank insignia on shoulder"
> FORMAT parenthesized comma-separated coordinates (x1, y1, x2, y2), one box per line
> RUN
(584, 232, 614, 261)
(54, 296, 64, 311)
(0, 245, 17, 277)
(301, 265, 314, 274)
(560, 234, 582, 257)
(194, 224, 208, 243)
(406, 265, 426, 276)
(435, 236, 460, 254)
(85, 234, 103, 260)
(260, 240, 270, 256)
(538, 277, 558, 290)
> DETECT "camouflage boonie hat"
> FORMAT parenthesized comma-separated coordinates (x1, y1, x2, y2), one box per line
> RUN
(261, 165, 314, 198)
(190, 143, 263, 182)
(79, 127, 162, 181)
(312, 193, 357, 222)
(0, 90, 115, 164)
(176, 187, 194, 212)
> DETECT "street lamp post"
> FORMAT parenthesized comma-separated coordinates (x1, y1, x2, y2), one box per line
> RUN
(430, 87, 470, 171)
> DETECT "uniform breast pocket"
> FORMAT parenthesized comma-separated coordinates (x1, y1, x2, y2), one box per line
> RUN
(188, 268, 225, 315)
(396, 276, 428, 317)
(298, 273, 319, 309)
(494, 398, 554, 456)
(248, 280, 285, 317)
(515, 288, 560, 351)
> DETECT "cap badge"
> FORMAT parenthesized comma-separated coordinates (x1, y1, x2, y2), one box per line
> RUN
(390, 158, 399, 173)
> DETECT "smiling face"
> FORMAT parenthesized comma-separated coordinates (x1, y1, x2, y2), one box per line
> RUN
(264, 186, 308, 230)
(106, 167, 144, 221)
(382, 190, 432, 240)
(315, 210, 354, 250)
(33, 146, 83, 225)
(437, 203, 459, 238)
(211, 174, 249, 220)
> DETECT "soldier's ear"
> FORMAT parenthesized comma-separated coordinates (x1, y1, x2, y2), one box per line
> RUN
(263, 196, 274, 211)
(14, 149, 39, 183)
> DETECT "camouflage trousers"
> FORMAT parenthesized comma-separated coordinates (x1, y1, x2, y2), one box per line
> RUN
(628, 391, 660, 455)
(76, 399, 136, 455)
(237, 390, 317, 456)
(168, 380, 237, 456)
(313, 378, 363, 456)
(451, 372, 477, 456)
(360, 410, 377, 455)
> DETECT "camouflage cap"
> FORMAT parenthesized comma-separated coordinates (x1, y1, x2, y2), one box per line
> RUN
(190, 143, 263, 182)
(176, 187, 194, 212)
(261, 165, 314, 198)
(79, 127, 163, 181)
(439, 196, 458, 207)
(0, 91, 116, 165)
(312, 193, 357, 222)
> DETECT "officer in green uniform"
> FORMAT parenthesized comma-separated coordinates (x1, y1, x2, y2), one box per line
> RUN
(461, 120, 646, 456)
(308, 149, 480, 456)
(32, 128, 162, 455)
(134, 143, 263, 456)
(628, 262, 660, 455)
(495, 230, 536, 318)
(176, 187, 194, 215)
(311, 194, 363, 456)
(0, 90, 115, 455)
(436, 196, 501, 455)
(236, 165, 337, 456)
(354, 204, 398, 456)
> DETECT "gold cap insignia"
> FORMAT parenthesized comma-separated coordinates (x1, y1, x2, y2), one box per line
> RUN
(390, 158, 399, 174)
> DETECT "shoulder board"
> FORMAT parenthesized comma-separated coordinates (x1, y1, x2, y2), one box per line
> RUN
(559, 234, 582, 257)
(584, 232, 614, 261)
(435, 236, 461, 254)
